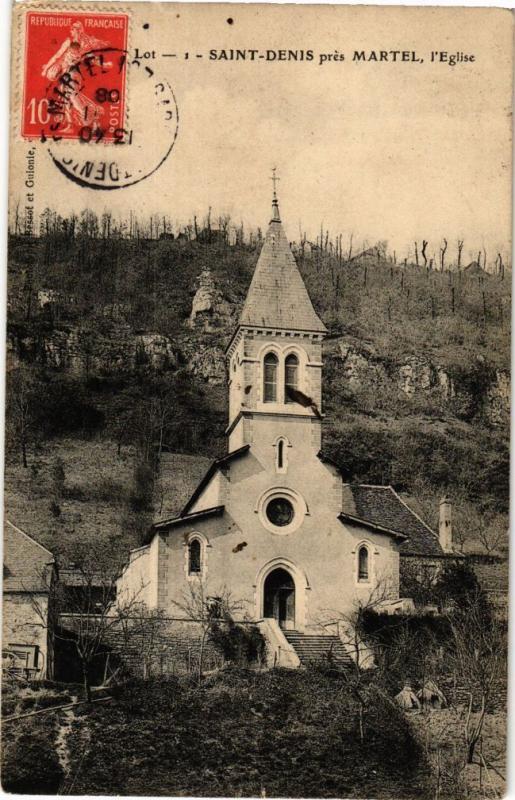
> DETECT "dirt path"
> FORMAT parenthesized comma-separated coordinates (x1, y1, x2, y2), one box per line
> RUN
(54, 695, 78, 782)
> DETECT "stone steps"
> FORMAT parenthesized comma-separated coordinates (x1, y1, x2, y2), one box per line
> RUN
(283, 631, 352, 668)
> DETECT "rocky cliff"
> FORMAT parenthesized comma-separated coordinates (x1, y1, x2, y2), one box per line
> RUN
(7, 325, 179, 377)
(182, 272, 510, 424)
(6, 266, 510, 426)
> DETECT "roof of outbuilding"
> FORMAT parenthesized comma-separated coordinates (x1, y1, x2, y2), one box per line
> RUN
(341, 485, 444, 557)
(238, 198, 327, 334)
(3, 520, 55, 593)
(338, 512, 408, 540)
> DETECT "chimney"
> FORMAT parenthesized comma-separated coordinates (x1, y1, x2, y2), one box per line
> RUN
(439, 497, 453, 553)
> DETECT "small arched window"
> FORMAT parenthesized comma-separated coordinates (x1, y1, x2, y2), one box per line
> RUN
(263, 352, 278, 402)
(285, 354, 299, 403)
(358, 546, 369, 582)
(277, 439, 284, 470)
(188, 539, 202, 574)
(274, 436, 289, 474)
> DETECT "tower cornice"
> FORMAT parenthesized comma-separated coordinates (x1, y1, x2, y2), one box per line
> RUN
(226, 324, 326, 359)
(225, 408, 326, 438)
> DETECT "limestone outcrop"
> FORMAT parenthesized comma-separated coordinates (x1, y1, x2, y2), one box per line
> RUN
(188, 268, 234, 332)
(7, 325, 178, 377)
(331, 338, 509, 423)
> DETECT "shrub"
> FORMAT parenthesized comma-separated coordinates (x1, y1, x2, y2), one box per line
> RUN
(49, 500, 61, 517)
(91, 477, 127, 503)
(50, 456, 66, 499)
(129, 462, 155, 513)
(1, 697, 17, 717)
(209, 621, 266, 665)
(2, 731, 64, 794)
(110, 676, 183, 717)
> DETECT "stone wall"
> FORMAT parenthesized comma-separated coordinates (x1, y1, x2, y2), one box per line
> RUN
(57, 615, 261, 679)
(3, 593, 51, 678)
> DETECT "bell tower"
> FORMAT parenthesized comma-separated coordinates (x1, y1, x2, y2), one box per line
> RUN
(226, 176, 327, 453)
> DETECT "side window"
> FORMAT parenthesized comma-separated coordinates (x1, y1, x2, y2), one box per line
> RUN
(277, 439, 284, 470)
(275, 437, 288, 473)
(285, 354, 299, 403)
(358, 545, 369, 582)
(188, 539, 202, 574)
(263, 352, 278, 402)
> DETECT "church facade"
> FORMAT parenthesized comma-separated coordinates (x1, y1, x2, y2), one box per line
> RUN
(118, 191, 447, 658)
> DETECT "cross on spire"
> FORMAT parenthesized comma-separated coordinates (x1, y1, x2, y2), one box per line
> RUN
(270, 167, 281, 222)
(271, 167, 280, 198)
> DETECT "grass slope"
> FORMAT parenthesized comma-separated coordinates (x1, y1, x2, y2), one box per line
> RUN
(4, 439, 210, 566)
(65, 669, 432, 798)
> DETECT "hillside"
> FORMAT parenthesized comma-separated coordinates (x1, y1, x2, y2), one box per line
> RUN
(5, 220, 510, 565)
(3, 439, 211, 566)
(2, 670, 434, 798)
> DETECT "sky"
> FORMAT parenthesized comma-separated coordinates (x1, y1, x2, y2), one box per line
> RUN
(9, 3, 513, 264)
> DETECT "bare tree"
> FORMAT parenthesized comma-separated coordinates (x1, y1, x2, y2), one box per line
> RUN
(421, 240, 428, 269)
(440, 238, 448, 272)
(476, 514, 506, 555)
(13, 201, 20, 236)
(347, 232, 354, 262)
(5, 366, 40, 468)
(446, 593, 506, 764)
(497, 252, 504, 280)
(321, 578, 397, 742)
(457, 239, 464, 271)
(30, 562, 148, 702)
(101, 211, 112, 239)
(171, 579, 246, 682)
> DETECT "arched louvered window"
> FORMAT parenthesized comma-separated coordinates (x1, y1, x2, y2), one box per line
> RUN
(285, 354, 299, 403)
(188, 539, 202, 574)
(263, 352, 278, 402)
(358, 546, 369, 582)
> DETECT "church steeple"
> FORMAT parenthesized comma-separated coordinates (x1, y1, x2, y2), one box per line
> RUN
(238, 178, 327, 334)
(226, 178, 327, 451)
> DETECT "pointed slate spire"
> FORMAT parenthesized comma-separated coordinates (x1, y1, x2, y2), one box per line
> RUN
(239, 185, 327, 333)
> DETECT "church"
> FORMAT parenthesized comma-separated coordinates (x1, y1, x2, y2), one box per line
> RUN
(117, 188, 449, 664)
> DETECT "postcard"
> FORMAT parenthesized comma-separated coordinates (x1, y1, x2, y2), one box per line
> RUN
(3, 3, 511, 798)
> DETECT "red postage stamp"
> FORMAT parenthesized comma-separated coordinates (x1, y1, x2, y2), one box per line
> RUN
(22, 10, 129, 142)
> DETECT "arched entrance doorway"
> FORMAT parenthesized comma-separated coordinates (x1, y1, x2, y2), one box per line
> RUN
(263, 567, 295, 630)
